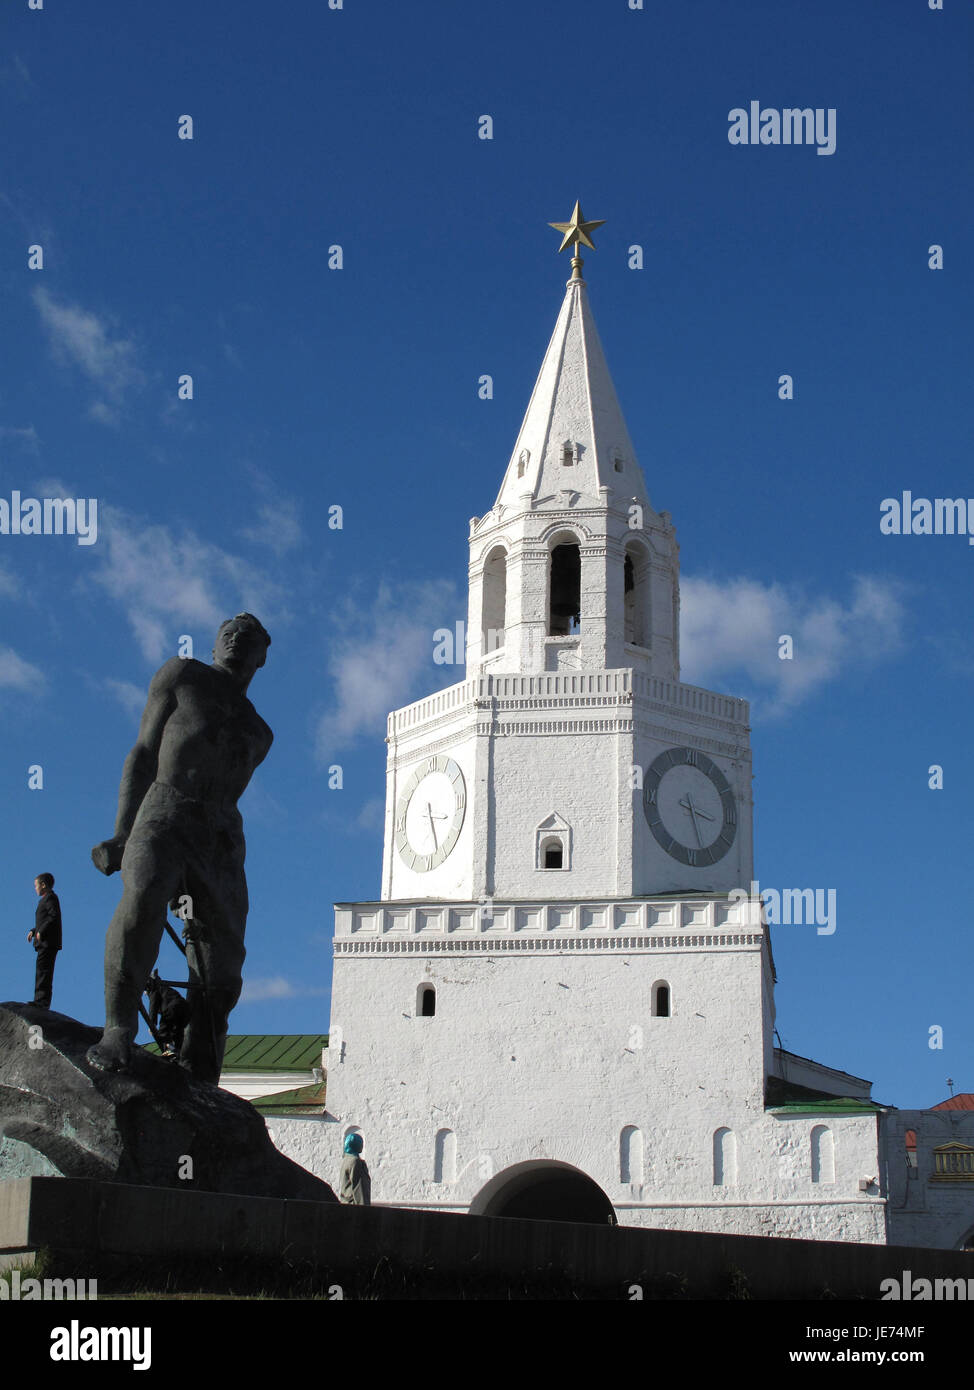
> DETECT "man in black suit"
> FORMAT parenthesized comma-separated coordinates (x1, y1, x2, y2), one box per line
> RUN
(27, 873, 62, 1009)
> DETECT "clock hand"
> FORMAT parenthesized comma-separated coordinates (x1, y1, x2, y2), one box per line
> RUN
(686, 794, 703, 847)
(680, 792, 715, 847)
(425, 802, 439, 850)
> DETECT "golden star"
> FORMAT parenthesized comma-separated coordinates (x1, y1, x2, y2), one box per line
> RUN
(548, 200, 606, 254)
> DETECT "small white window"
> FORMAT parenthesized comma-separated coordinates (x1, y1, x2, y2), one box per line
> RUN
(535, 813, 572, 870)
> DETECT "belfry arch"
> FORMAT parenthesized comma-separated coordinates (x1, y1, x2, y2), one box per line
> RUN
(469, 1160, 616, 1224)
(547, 530, 583, 636)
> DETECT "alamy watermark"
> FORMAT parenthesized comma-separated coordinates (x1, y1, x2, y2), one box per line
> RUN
(880, 493, 974, 545)
(729, 881, 836, 936)
(1, 1270, 97, 1300)
(50, 1319, 150, 1370)
(0, 492, 98, 545)
(728, 102, 836, 156)
(881, 1270, 974, 1301)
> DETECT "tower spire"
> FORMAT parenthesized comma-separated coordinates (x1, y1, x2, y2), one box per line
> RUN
(548, 199, 606, 285)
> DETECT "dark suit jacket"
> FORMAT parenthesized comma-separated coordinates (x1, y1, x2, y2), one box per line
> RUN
(34, 891, 62, 953)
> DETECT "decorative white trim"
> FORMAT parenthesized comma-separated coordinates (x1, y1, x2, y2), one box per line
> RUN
(334, 933, 764, 956)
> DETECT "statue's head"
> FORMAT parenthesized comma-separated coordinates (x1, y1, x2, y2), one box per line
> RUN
(213, 613, 271, 674)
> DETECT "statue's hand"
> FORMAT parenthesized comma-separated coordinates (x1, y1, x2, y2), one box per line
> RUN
(91, 837, 126, 876)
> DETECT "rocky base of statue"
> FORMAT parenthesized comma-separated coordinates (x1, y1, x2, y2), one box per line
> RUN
(0, 1002, 337, 1203)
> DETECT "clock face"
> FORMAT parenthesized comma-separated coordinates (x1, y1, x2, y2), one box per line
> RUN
(642, 746, 737, 867)
(395, 756, 466, 872)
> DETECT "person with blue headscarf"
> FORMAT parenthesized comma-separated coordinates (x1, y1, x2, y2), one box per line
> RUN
(339, 1131, 371, 1205)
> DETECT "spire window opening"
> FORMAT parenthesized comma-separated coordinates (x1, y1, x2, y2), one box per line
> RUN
(482, 547, 507, 653)
(549, 543, 581, 636)
(562, 445, 574, 467)
(624, 544, 650, 647)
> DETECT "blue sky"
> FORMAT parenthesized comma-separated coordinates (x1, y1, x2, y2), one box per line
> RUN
(0, 0, 971, 1109)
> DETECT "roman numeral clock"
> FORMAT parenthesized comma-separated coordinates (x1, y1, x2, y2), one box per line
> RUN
(394, 755, 467, 873)
(643, 746, 738, 869)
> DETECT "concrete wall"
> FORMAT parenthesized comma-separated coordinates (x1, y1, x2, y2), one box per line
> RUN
(0, 1177, 965, 1299)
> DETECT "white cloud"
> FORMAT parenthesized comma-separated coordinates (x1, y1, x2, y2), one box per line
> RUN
(679, 573, 906, 715)
(103, 678, 146, 722)
(355, 797, 385, 832)
(0, 565, 20, 599)
(87, 400, 120, 427)
(239, 975, 328, 1003)
(33, 288, 145, 420)
(241, 496, 303, 556)
(315, 579, 461, 760)
(91, 503, 287, 662)
(239, 469, 304, 556)
(0, 645, 44, 693)
(0, 425, 39, 454)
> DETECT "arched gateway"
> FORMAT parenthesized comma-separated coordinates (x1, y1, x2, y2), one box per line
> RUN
(470, 1160, 616, 1224)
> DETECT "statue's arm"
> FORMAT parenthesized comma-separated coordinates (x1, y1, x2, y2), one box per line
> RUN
(92, 660, 180, 875)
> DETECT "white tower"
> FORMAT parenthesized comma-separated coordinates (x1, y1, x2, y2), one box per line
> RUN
(381, 206, 752, 905)
(324, 208, 885, 1241)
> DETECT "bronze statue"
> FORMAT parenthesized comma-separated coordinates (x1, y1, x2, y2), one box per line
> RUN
(87, 614, 273, 1083)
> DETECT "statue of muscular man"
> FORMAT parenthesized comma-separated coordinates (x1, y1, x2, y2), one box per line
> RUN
(87, 614, 273, 1083)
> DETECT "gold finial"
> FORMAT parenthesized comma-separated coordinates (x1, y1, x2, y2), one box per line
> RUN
(548, 200, 606, 283)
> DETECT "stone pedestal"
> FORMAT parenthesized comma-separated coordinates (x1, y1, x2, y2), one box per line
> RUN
(0, 1003, 336, 1203)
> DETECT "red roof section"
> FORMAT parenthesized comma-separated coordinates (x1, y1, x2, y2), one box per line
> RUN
(931, 1093, 974, 1111)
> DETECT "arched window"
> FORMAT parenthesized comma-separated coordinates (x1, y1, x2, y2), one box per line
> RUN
(535, 814, 571, 871)
(541, 837, 563, 869)
(713, 1127, 737, 1187)
(620, 1126, 644, 1184)
(434, 1128, 456, 1184)
(624, 541, 650, 647)
(549, 541, 581, 635)
(481, 545, 507, 653)
(652, 981, 670, 1018)
(417, 984, 436, 1017)
(810, 1125, 835, 1184)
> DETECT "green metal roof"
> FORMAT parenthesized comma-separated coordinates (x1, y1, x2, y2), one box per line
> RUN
(144, 1034, 327, 1070)
(764, 1073, 884, 1114)
(768, 1097, 885, 1116)
(252, 1081, 328, 1116)
(220, 1035, 327, 1071)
